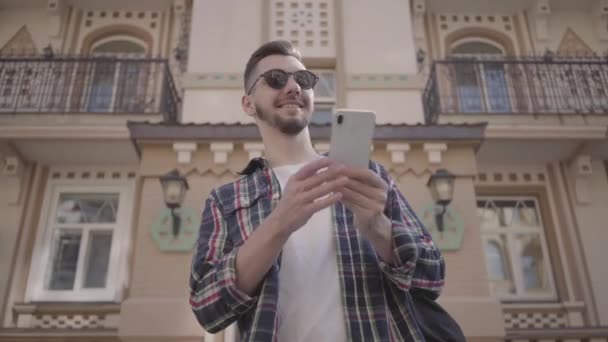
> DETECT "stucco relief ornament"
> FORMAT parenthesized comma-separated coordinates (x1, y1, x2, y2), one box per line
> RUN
(420, 203, 465, 251)
(150, 207, 200, 252)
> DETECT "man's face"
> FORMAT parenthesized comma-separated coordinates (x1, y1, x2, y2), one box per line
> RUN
(244, 55, 315, 136)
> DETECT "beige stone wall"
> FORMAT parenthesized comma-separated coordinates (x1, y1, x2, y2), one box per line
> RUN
(532, 9, 608, 54)
(564, 160, 608, 325)
(0, 161, 32, 326)
(0, 8, 55, 54)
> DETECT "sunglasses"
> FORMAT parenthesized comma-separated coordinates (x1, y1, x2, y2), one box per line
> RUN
(247, 69, 319, 95)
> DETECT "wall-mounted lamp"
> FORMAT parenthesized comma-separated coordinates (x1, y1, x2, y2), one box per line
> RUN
(416, 48, 427, 65)
(42, 44, 54, 59)
(427, 169, 455, 234)
(160, 169, 189, 237)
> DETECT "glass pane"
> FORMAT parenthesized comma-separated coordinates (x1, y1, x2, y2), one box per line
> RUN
(455, 63, 483, 112)
(83, 231, 113, 288)
(515, 233, 551, 294)
(92, 40, 146, 54)
(48, 230, 82, 290)
(314, 72, 335, 98)
(484, 236, 515, 296)
(452, 41, 503, 55)
(56, 193, 120, 224)
(484, 63, 512, 112)
(88, 61, 116, 112)
(477, 201, 500, 229)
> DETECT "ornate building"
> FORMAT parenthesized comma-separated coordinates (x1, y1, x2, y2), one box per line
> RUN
(0, 0, 607, 341)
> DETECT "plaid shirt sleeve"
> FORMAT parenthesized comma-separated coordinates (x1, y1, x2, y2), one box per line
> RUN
(189, 190, 258, 333)
(375, 165, 446, 296)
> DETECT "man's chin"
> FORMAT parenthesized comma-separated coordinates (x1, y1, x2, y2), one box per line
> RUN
(276, 118, 309, 136)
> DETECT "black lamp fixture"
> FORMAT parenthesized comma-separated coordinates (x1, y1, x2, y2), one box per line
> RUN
(160, 169, 189, 237)
(42, 44, 54, 59)
(427, 169, 456, 234)
(416, 48, 426, 65)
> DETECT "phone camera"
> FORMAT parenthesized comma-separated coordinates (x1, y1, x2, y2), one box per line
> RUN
(337, 114, 344, 125)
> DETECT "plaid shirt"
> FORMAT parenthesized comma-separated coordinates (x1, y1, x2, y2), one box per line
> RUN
(190, 158, 445, 341)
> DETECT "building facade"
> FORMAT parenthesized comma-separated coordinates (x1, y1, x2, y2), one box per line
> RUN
(0, 0, 607, 341)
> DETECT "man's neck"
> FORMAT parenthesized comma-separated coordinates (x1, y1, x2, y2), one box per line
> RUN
(258, 124, 319, 168)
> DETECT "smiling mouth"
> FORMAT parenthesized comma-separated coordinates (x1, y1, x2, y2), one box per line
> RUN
(279, 103, 303, 109)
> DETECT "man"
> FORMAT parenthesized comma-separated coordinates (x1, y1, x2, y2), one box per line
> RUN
(189, 40, 445, 341)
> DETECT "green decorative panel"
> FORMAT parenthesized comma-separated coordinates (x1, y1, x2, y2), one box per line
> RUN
(420, 203, 464, 251)
(150, 207, 200, 252)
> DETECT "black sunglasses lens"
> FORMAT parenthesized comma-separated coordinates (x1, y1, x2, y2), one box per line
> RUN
(264, 70, 288, 89)
(293, 70, 316, 89)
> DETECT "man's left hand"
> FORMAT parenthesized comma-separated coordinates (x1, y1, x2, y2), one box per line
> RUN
(338, 166, 394, 263)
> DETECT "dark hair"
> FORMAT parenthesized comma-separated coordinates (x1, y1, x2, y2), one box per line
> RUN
(243, 40, 302, 92)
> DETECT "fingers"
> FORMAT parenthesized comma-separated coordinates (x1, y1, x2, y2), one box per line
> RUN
(343, 180, 386, 203)
(341, 167, 387, 190)
(292, 157, 334, 181)
(304, 192, 342, 215)
(340, 184, 385, 213)
(302, 176, 348, 203)
(298, 163, 345, 192)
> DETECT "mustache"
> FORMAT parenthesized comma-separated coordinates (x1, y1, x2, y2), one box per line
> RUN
(274, 95, 309, 107)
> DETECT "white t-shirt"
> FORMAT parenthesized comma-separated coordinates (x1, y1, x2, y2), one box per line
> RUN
(273, 162, 347, 342)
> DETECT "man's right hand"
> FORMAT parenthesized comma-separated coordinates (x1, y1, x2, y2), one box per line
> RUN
(268, 157, 348, 236)
(234, 157, 347, 296)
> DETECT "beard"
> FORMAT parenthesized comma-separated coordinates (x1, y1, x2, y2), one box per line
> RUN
(255, 103, 309, 136)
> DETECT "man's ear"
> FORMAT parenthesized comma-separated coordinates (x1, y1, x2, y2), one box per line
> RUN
(242, 95, 256, 118)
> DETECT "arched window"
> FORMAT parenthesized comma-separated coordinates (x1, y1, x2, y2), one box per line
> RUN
(449, 39, 511, 113)
(451, 40, 504, 56)
(89, 36, 148, 57)
(91, 40, 146, 55)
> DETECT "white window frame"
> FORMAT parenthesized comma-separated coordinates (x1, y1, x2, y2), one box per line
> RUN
(478, 196, 557, 301)
(25, 178, 134, 302)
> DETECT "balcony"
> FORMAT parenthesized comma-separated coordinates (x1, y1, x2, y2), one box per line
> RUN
(423, 57, 608, 123)
(0, 57, 179, 122)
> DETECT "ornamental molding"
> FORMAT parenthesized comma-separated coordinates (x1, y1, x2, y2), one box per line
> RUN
(182, 72, 243, 89)
(346, 73, 425, 90)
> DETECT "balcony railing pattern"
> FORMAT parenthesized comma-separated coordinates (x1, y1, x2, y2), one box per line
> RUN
(0, 57, 180, 122)
(423, 57, 608, 123)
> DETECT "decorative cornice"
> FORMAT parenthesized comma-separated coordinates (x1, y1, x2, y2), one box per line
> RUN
(346, 73, 425, 90)
(128, 122, 487, 142)
(386, 143, 411, 164)
(209, 142, 234, 164)
(0, 125, 129, 139)
(485, 125, 608, 140)
(182, 72, 243, 89)
(173, 142, 197, 164)
(423, 143, 447, 164)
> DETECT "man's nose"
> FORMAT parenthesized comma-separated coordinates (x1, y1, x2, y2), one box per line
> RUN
(283, 75, 302, 95)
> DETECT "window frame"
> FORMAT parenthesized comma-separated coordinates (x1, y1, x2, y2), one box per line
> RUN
(25, 178, 135, 302)
(448, 39, 515, 113)
(477, 195, 558, 301)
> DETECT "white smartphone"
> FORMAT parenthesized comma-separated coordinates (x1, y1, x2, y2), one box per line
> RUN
(328, 109, 376, 168)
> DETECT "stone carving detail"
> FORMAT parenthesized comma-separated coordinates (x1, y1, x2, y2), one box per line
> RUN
(557, 28, 594, 57)
(270, 0, 335, 57)
(504, 311, 568, 329)
(0, 26, 38, 56)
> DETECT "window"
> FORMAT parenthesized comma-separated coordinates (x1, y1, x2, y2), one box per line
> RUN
(26, 180, 134, 302)
(88, 37, 149, 113)
(311, 69, 335, 124)
(477, 197, 556, 300)
(450, 40, 511, 113)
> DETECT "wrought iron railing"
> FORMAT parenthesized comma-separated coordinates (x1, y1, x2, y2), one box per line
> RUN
(0, 57, 180, 122)
(423, 57, 608, 123)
